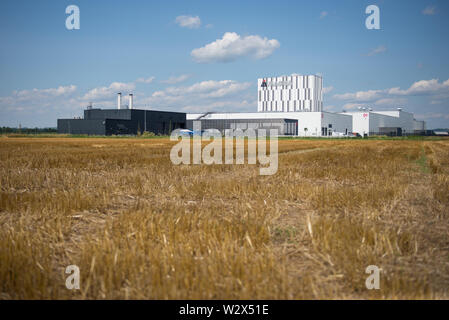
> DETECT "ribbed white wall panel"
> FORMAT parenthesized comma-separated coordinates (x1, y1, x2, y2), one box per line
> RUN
(258, 74, 323, 112)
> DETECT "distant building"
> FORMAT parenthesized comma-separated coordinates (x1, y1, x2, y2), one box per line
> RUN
(57, 93, 186, 135)
(186, 74, 355, 137)
(187, 111, 352, 137)
(341, 109, 426, 136)
(188, 73, 428, 137)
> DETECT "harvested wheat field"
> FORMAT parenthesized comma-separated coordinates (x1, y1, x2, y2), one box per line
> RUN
(0, 136, 448, 299)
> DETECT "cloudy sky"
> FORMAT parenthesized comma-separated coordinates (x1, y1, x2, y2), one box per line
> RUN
(0, 0, 448, 128)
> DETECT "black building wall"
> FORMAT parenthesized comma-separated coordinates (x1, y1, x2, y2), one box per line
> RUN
(104, 119, 135, 135)
(57, 119, 106, 135)
(84, 109, 132, 120)
(58, 109, 186, 135)
(140, 110, 186, 135)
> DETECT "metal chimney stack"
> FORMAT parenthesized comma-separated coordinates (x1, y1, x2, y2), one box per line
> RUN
(129, 94, 133, 109)
(117, 93, 122, 109)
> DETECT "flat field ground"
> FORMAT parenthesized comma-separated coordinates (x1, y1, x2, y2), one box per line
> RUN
(0, 136, 448, 299)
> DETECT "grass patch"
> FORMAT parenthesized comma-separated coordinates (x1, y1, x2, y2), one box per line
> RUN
(416, 147, 431, 174)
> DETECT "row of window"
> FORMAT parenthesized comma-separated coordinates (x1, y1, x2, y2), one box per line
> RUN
(258, 88, 321, 102)
(258, 100, 323, 112)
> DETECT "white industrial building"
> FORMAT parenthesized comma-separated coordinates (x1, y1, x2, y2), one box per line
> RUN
(187, 74, 425, 137)
(342, 108, 426, 136)
(187, 111, 352, 137)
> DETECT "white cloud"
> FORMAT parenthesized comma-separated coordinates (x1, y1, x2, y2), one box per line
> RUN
(82, 76, 156, 101)
(324, 105, 337, 111)
(331, 78, 449, 118)
(342, 103, 363, 110)
(175, 15, 201, 29)
(135, 76, 155, 84)
(180, 99, 254, 113)
(160, 74, 190, 84)
(366, 45, 387, 56)
(334, 89, 384, 101)
(334, 79, 449, 104)
(153, 80, 251, 98)
(12, 85, 77, 99)
(374, 98, 407, 106)
(415, 113, 449, 120)
(191, 32, 280, 63)
(323, 86, 334, 94)
(83, 81, 135, 100)
(40, 85, 77, 96)
(0, 85, 81, 126)
(422, 6, 436, 15)
(0, 85, 79, 118)
(388, 79, 449, 96)
(320, 11, 328, 19)
(143, 79, 254, 112)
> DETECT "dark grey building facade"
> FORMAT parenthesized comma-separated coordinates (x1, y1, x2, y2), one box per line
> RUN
(377, 127, 403, 136)
(186, 118, 298, 136)
(58, 108, 186, 135)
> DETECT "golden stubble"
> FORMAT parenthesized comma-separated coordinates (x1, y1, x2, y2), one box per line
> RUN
(0, 137, 448, 299)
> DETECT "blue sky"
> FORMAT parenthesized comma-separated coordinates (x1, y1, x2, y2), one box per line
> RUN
(0, 0, 448, 128)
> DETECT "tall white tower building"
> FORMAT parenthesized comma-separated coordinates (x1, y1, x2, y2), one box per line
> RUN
(258, 74, 323, 112)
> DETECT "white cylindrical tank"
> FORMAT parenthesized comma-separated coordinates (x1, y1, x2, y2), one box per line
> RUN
(129, 94, 133, 109)
(117, 93, 121, 109)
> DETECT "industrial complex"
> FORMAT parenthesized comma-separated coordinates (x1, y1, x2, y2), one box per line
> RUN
(187, 74, 425, 137)
(57, 74, 426, 137)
